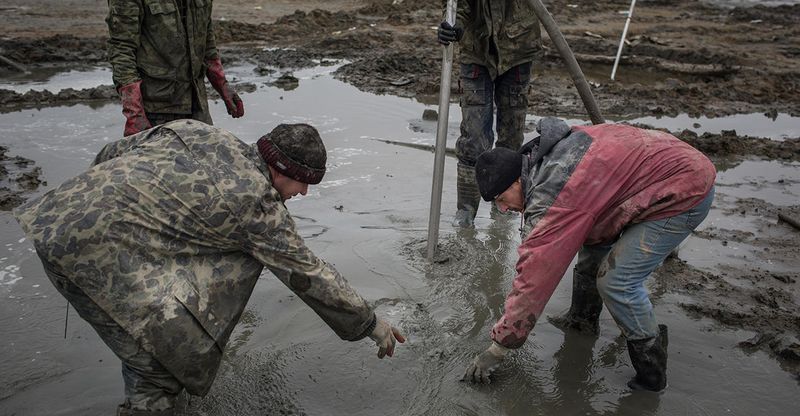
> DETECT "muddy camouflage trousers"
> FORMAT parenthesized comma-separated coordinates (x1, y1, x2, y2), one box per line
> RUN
(455, 62, 532, 166)
(40, 256, 182, 413)
(146, 93, 212, 127)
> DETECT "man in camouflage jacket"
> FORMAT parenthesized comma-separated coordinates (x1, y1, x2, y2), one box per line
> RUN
(107, 0, 244, 137)
(14, 120, 404, 415)
(438, 0, 542, 226)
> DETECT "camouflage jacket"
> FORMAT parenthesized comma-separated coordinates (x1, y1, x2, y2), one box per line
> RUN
(106, 0, 218, 114)
(454, 0, 542, 80)
(14, 120, 376, 395)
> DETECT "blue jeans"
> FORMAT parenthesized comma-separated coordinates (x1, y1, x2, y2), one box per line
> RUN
(586, 188, 715, 340)
(455, 62, 532, 166)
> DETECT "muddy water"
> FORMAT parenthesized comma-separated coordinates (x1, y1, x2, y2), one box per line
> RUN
(1, 64, 798, 415)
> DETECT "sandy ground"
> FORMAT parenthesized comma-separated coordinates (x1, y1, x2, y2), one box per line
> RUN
(0, 0, 798, 406)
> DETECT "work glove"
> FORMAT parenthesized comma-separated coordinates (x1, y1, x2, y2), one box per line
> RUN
(462, 342, 509, 384)
(118, 80, 152, 137)
(437, 21, 464, 46)
(368, 318, 406, 358)
(205, 56, 244, 118)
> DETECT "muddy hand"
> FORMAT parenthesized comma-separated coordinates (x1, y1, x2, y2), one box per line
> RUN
(462, 342, 509, 384)
(368, 318, 406, 358)
(205, 56, 245, 118)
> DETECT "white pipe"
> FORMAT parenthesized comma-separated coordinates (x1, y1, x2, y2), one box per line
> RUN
(611, 0, 637, 81)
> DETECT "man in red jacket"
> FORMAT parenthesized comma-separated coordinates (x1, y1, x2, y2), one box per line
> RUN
(463, 117, 716, 392)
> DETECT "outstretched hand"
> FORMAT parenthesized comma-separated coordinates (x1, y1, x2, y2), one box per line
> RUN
(462, 342, 509, 384)
(368, 318, 406, 358)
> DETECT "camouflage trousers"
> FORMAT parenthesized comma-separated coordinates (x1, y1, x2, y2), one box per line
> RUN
(455, 62, 532, 166)
(40, 256, 182, 414)
(147, 93, 212, 127)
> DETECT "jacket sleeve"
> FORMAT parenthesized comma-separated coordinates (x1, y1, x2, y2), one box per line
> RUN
(106, 0, 144, 88)
(491, 206, 595, 349)
(203, 0, 219, 61)
(241, 196, 376, 341)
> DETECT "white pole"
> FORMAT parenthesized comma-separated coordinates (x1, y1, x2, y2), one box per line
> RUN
(426, 0, 457, 261)
(611, 0, 637, 81)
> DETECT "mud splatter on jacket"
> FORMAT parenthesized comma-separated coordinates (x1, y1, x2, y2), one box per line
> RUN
(491, 118, 716, 348)
(106, 0, 217, 114)
(454, 0, 542, 80)
(14, 120, 375, 395)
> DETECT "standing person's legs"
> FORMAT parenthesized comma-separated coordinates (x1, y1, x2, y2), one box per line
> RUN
(549, 243, 611, 335)
(454, 63, 495, 226)
(40, 259, 183, 415)
(596, 188, 714, 391)
(494, 62, 532, 152)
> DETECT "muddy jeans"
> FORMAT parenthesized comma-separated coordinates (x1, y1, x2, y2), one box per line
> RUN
(589, 187, 715, 340)
(40, 257, 182, 412)
(455, 62, 532, 166)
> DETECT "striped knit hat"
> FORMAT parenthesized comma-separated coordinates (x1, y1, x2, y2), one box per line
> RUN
(257, 124, 326, 184)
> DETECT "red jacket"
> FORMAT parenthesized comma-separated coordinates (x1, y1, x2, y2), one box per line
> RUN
(491, 120, 716, 348)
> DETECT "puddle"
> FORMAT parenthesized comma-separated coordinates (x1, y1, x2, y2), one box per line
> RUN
(0, 66, 112, 93)
(627, 113, 800, 141)
(1, 63, 798, 415)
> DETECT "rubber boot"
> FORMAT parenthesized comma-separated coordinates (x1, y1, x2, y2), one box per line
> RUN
(453, 163, 480, 227)
(626, 324, 668, 392)
(548, 271, 603, 335)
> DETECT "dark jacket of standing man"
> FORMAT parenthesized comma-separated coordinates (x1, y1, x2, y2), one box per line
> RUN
(438, 0, 542, 226)
(107, 0, 244, 136)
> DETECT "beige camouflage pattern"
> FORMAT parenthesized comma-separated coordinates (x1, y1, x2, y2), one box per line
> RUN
(106, 0, 217, 115)
(14, 120, 375, 395)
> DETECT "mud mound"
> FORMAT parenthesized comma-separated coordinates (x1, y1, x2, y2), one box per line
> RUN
(357, 0, 439, 16)
(675, 129, 800, 161)
(0, 35, 106, 64)
(727, 4, 800, 25)
(334, 50, 440, 97)
(213, 20, 270, 43)
(265, 9, 359, 39)
(0, 85, 117, 110)
(0, 146, 46, 211)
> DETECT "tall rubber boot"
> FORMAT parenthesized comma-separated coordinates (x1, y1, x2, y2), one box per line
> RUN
(548, 271, 603, 335)
(626, 324, 668, 392)
(453, 163, 481, 227)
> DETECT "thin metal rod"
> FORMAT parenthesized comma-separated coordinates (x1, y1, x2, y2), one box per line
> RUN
(527, 0, 605, 125)
(611, 0, 637, 81)
(64, 301, 69, 338)
(426, 0, 457, 261)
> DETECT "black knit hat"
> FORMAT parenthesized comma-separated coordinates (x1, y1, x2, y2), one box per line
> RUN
(475, 148, 523, 201)
(257, 124, 327, 184)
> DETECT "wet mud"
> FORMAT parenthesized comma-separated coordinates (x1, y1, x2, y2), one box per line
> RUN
(0, 145, 45, 211)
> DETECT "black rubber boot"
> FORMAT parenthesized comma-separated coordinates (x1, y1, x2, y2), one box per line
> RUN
(453, 163, 481, 227)
(548, 271, 603, 335)
(626, 324, 668, 392)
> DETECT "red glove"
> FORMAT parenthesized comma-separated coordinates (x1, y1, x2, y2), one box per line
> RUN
(118, 80, 152, 136)
(205, 57, 244, 118)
